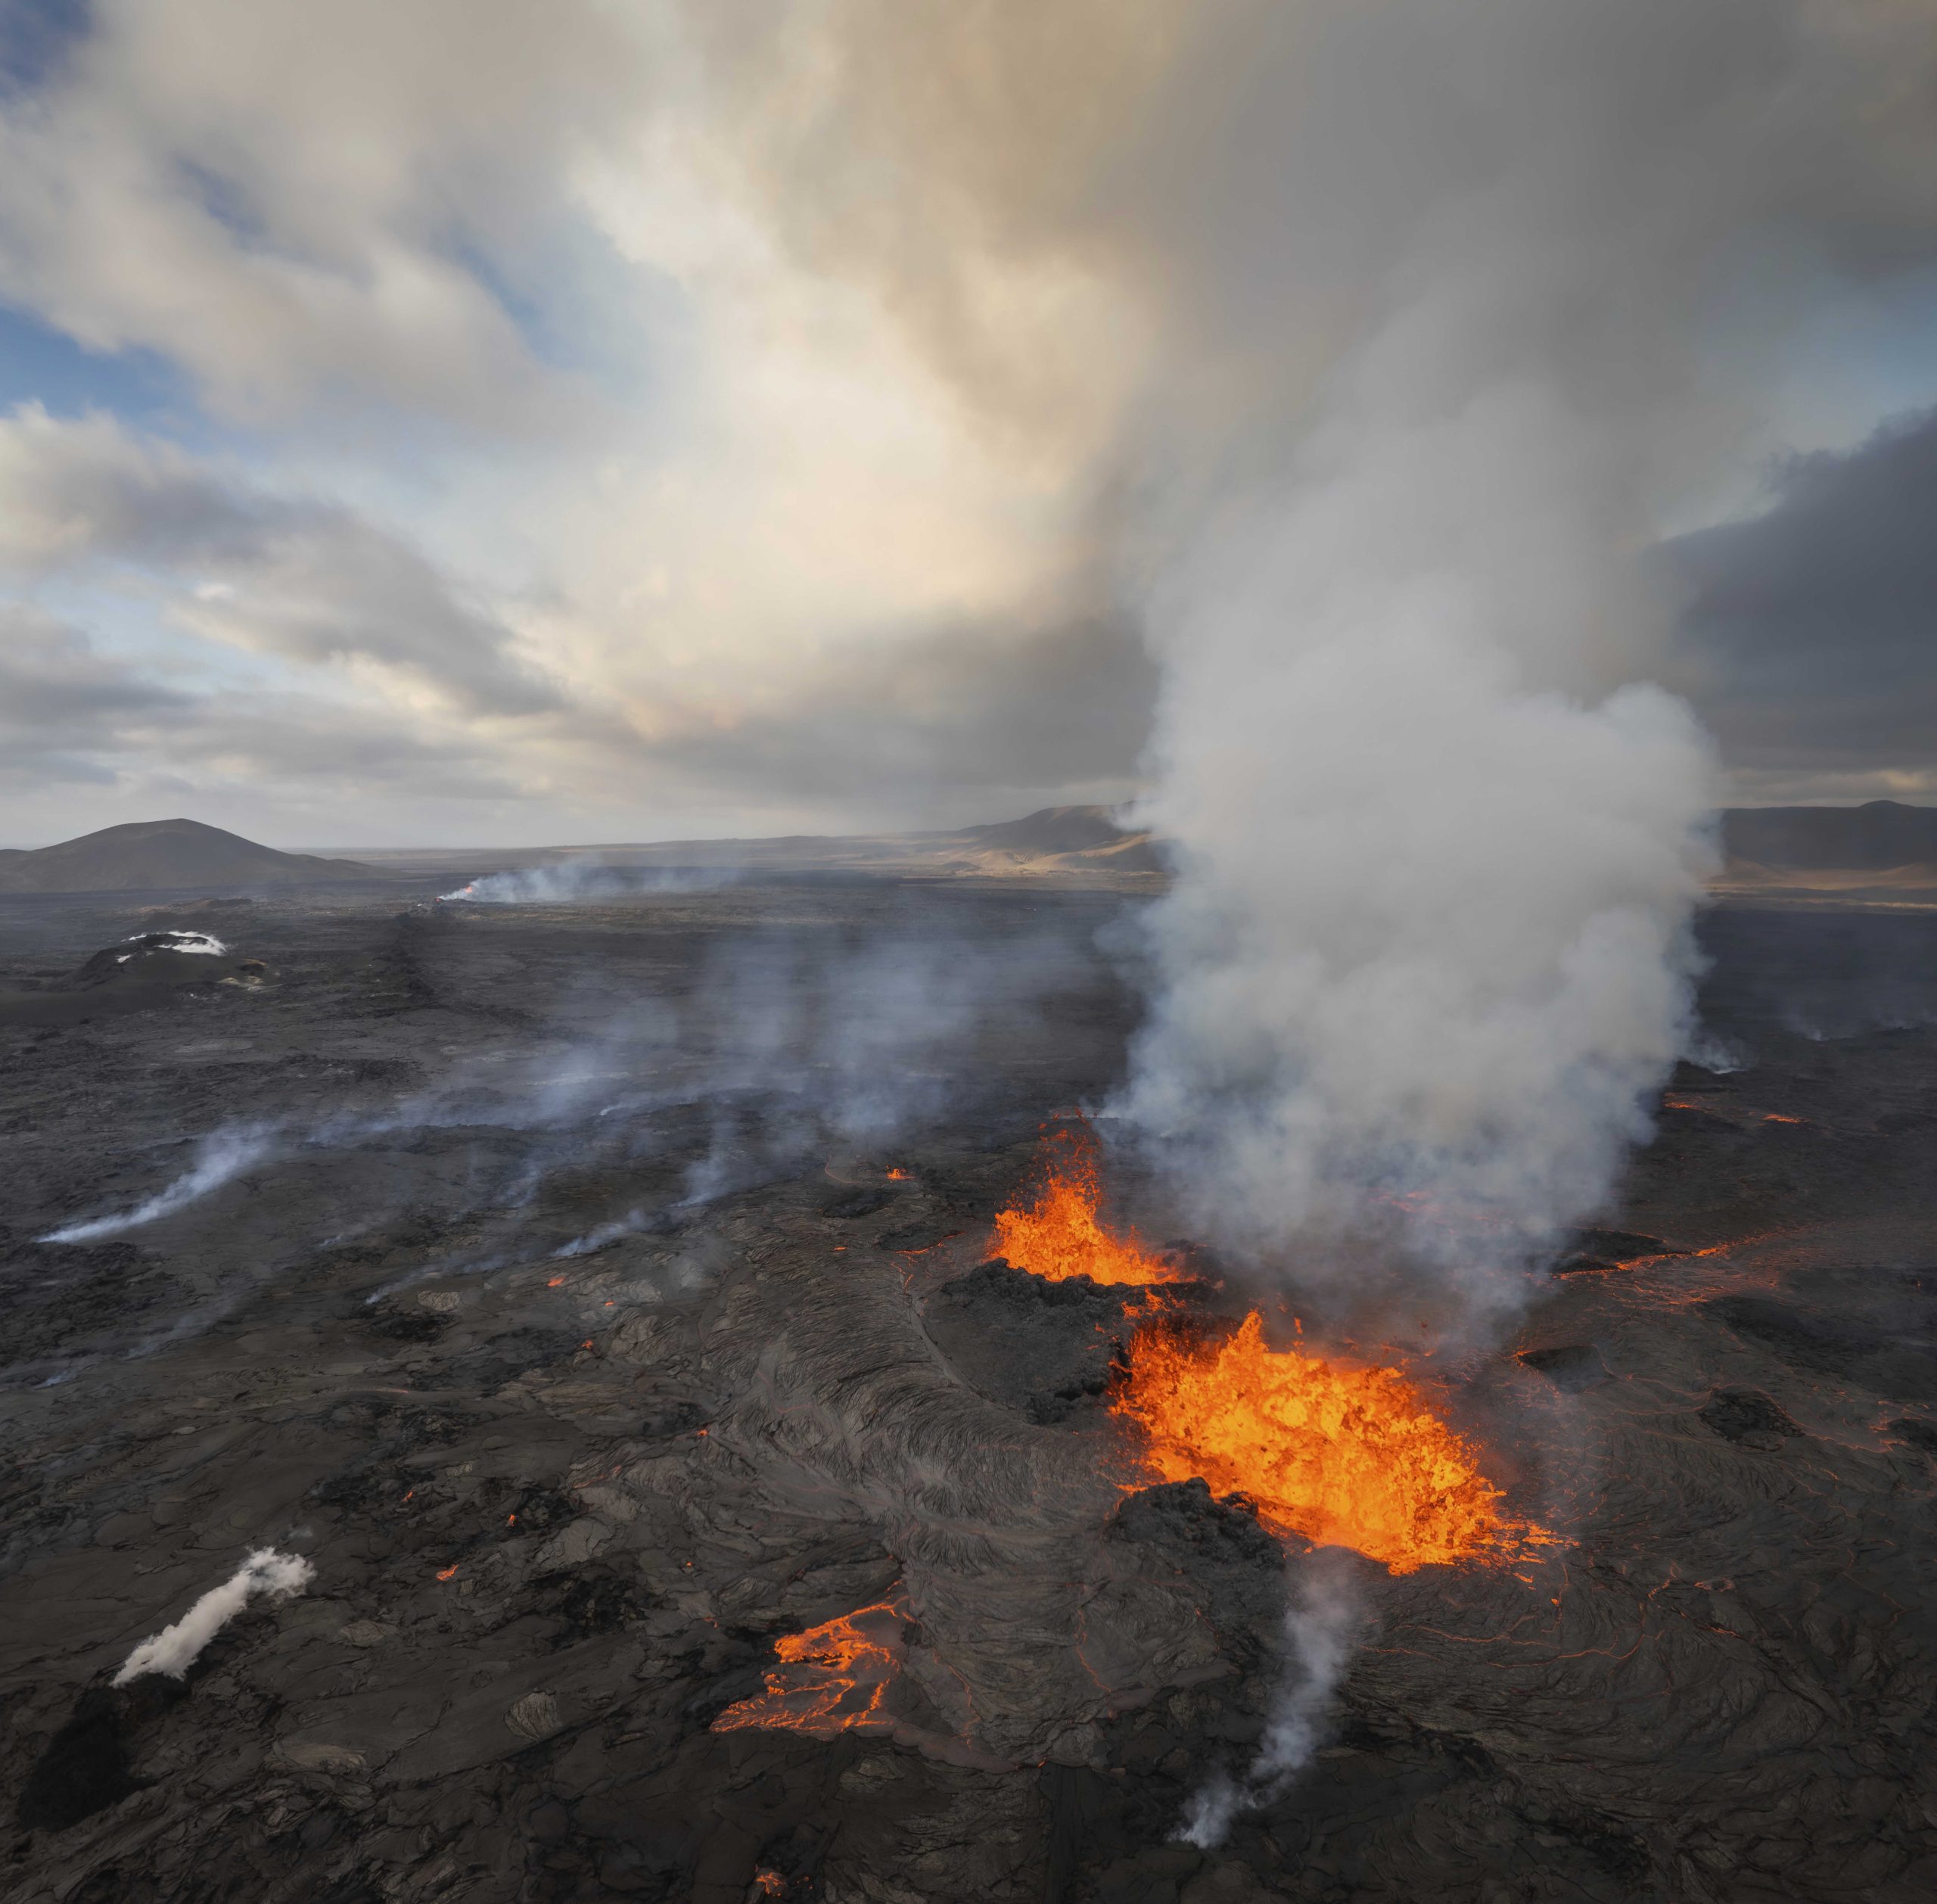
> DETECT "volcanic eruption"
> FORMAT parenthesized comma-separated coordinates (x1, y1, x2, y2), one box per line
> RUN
(987, 1120, 1180, 1286)
(989, 1125, 1538, 1576)
(1109, 1313, 1539, 1573)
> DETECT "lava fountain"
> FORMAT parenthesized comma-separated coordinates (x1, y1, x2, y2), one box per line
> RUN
(992, 1128, 1541, 1573)
(988, 1122, 1180, 1286)
(1112, 1314, 1541, 1572)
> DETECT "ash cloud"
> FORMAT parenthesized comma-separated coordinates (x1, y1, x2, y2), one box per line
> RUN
(1063, 0, 1937, 1326)
(676, 0, 1937, 1321)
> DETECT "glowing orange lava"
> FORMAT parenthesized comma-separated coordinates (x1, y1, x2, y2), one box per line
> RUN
(1113, 1313, 1537, 1573)
(989, 1125, 1179, 1286)
(886, 1166, 909, 1181)
(712, 1598, 906, 1737)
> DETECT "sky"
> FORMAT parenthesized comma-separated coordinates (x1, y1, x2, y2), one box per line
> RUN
(2, 0, 1935, 848)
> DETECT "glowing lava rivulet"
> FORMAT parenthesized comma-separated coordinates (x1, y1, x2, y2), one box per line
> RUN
(711, 1597, 906, 1738)
(989, 1123, 1180, 1286)
(1112, 1313, 1541, 1573)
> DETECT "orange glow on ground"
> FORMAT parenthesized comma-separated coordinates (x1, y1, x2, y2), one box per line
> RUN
(989, 1125, 1180, 1286)
(712, 1598, 906, 1737)
(1113, 1313, 1541, 1573)
(886, 1167, 909, 1181)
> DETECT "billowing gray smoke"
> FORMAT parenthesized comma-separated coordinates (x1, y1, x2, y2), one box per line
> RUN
(1096, 0, 1937, 1322)
(692, 0, 1937, 1313)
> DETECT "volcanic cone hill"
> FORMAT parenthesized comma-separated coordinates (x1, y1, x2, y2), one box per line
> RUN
(0, 819, 372, 895)
(950, 804, 1164, 873)
(1720, 799, 1937, 896)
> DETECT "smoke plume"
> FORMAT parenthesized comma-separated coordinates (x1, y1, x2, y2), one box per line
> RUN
(679, 0, 1937, 1316)
(440, 864, 739, 904)
(42, 1125, 279, 1244)
(676, 0, 1937, 1828)
(112, 1548, 314, 1685)
(1102, 0, 1937, 1317)
(1181, 1548, 1363, 1850)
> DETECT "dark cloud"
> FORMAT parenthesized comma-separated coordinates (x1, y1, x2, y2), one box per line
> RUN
(1666, 407, 1937, 788)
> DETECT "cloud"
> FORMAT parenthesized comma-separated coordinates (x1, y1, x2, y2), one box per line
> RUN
(646, 605, 1156, 815)
(2, 2, 1935, 845)
(0, 604, 523, 813)
(1667, 406, 1937, 797)
(0, 0, 645, 428)
(0, 404, 565, 716)
(0, 604, 187, 785)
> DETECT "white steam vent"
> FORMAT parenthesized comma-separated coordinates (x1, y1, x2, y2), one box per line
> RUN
(112, 1548, 314, 1686)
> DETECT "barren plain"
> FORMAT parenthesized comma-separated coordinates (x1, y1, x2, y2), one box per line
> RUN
(2, 876, 1935, 1904)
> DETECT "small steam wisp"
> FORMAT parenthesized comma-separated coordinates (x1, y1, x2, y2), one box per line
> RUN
(42, 1125, 278, 1244)
(1180, 1549, 1364, 1852)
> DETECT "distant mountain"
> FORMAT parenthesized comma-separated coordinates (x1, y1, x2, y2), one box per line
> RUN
(947, 804, 1162, 873)
(0, 819, 373, 894)
(1722, 801, 1937, 873)
(956, 806, 1134, 855)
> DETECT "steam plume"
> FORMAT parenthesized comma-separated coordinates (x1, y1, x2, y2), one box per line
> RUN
(681, 0, 1937, 1315)
(112, 1548, 314, 1685)
(440, 863, 738, 904)
(1181, 1549, 1363, 1850)
(42, 1125, 278, 1244)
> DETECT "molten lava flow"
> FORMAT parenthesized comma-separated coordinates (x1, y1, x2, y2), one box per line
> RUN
(989, 1124, 1178, 1286)
(1114, 1313, 1533, 1573)
(711, 1598, 906, 1737)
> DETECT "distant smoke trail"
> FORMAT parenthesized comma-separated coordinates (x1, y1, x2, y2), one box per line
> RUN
(113, 1548, 314, 1685)
(42, 1125, 278, 1243)
(1180, 1549, 1363, 1850)
(440, 863, 738, 904)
